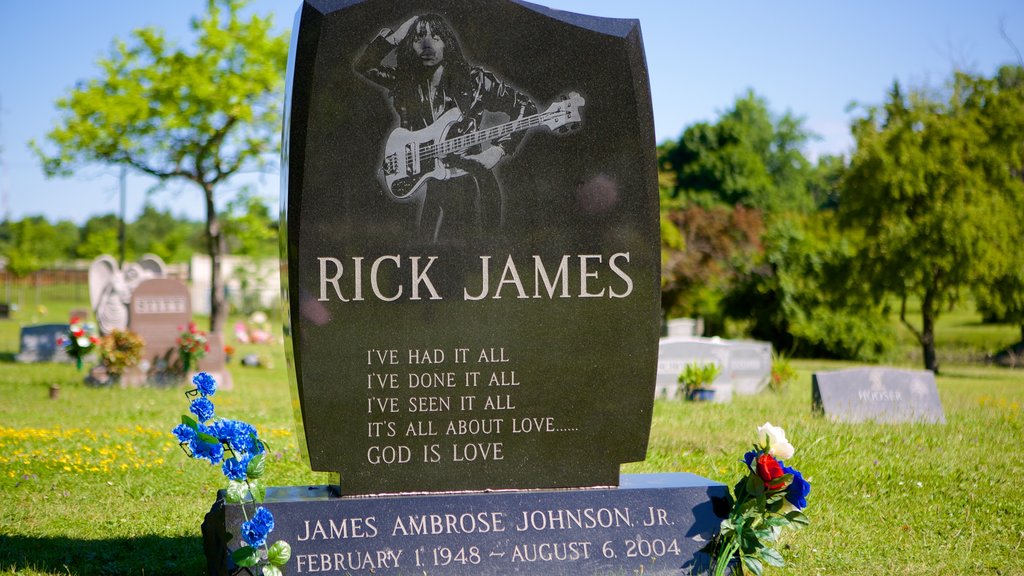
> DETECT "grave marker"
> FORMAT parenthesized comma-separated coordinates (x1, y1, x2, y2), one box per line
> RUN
(16, 324, 70, 363)
(812, 367, 946, 424)
(204, 1, 727, 573)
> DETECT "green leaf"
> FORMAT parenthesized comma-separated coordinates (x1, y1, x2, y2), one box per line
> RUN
(760, 546, 786, 567)
(746, 474, 765, 496)
(267, 540, 292, 567)
(197, 432, 220, 446)
(263, 565, 283, 576)
(764, 515, 790, 528)
(785, 509, 810, 528)
(226, 480, 249, 503)
(231, 546, 259, 568)
(181, 415, 199, 431)
(741, 555, 764, 576)
(249, 479, 267, 504)
(246, 453, 267, 480)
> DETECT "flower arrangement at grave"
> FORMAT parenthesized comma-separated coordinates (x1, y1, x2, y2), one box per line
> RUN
(678, 361, 720, 401)
(708, 422, 811, 576)
(97, 329, 145, 380)
(177, 321, 210, 374)
(57, 317, 99, 371)
(172, 372, 291, 575)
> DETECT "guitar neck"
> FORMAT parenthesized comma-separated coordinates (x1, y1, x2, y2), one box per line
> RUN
(439, 114, 548, 156)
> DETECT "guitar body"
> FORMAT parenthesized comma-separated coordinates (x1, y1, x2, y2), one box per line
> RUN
(379, 108, 463, 200)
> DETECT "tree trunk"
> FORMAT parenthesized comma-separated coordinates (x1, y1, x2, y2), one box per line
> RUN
(920, 292, 939, 374)
(204, 184, 228, 336)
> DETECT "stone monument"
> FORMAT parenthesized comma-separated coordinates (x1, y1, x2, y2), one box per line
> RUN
(204, 1, 727, 573)
(812, 367, 946, 424)
(16, 324, 71, 363)
(88, 254, 167, 335)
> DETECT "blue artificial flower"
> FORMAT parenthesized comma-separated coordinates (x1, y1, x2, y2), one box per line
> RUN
(172, 424, 196, 444)
(743, 449, 760, 470)
(210, 419, 263, 456)
(189, 397, 215, 423)
(222, 454, 251, 481)
(241, 507, 275, 548)
(190, 435, 225, 465)
(782, 464, 811, 509)
(253, 506, 275, 533)
(193, 372, 217, 397)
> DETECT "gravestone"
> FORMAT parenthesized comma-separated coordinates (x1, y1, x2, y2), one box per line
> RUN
(655, 337, 731, 401)
(128, 278, 192, 384)
(725, 340, 772, 395)
(16, 324, 70, 363)
(204, 1, 727, 574)
(89, 254, 166, 335)
(655, 337, 771, 401)
(665, 317, 703, 338)
(812, 367, 946, 424)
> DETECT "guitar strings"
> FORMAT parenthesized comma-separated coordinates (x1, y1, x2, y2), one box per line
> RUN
(416, 110, 568, 160)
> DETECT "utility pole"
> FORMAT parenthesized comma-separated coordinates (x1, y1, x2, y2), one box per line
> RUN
(119, 165, 127, 266)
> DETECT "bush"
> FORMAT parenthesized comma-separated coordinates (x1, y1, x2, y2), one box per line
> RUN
(98, 329, 145, 377)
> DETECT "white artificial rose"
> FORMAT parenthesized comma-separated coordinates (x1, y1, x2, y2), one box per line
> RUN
(758, 422, 795, 460)
(77, 336, 91, 348)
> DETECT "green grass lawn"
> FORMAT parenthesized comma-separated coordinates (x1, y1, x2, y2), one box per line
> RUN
(1, 288, 1022, 575)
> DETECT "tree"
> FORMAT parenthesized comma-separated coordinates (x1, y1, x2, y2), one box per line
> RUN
(32, 0, 289, 335)
(661, 91, 816, 213)
(223, 190, 278, 258)
(968, 66, 1024, 343)
(3, 216, 79, 277)
(842, 69, 1024, 372)
(77, 213, 121, 260)
(128, 204, 203, 263)
(722, 212, 894, 361)
(660, 204, 764, 332)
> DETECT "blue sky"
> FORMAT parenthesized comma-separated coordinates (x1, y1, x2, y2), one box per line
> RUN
(1, 0, 1022, 224)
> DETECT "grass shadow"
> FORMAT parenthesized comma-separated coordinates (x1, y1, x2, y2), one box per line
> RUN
(0, 534, 206, 576)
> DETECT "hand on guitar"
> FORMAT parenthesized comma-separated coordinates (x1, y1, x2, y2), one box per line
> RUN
(444, 146, 506, 179)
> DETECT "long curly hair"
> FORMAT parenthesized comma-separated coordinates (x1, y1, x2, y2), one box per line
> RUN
(392, 15, 474, 108)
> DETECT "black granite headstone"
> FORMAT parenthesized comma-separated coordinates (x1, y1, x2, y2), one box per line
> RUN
(282, 0, 660, 496)
(812, 367, 946, 424)
(16, 323, 71, 363)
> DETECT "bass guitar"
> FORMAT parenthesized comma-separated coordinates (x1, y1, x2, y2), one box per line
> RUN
(379, 92, 585, 199)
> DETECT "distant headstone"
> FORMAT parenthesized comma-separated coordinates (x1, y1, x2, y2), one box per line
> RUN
(128, 278, 191, 384)
(655, 337, 771, 400)
(205, 1, 728, 574)
(725, 340, 772, 395)
(16, 324, 70, 363)
(655, 338, 731, 401)
(666, 317, 703, 338)
(89, 254, 167, 335)
(812, 367, 946, 424)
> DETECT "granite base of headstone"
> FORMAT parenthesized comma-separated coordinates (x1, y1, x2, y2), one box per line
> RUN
(203, 473, 727, 576)
(812, 367, 945, 424)
(16, 324, 71, 363)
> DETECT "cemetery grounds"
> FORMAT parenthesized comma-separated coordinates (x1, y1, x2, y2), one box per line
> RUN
(0, 286, 1022, 575)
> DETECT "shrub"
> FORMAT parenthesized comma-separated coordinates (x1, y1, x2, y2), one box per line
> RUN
(98, 329, 145, 377)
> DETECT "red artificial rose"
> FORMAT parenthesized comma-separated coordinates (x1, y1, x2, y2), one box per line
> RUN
(756, 453, 786, 490)
(70, 317, 80, 324)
